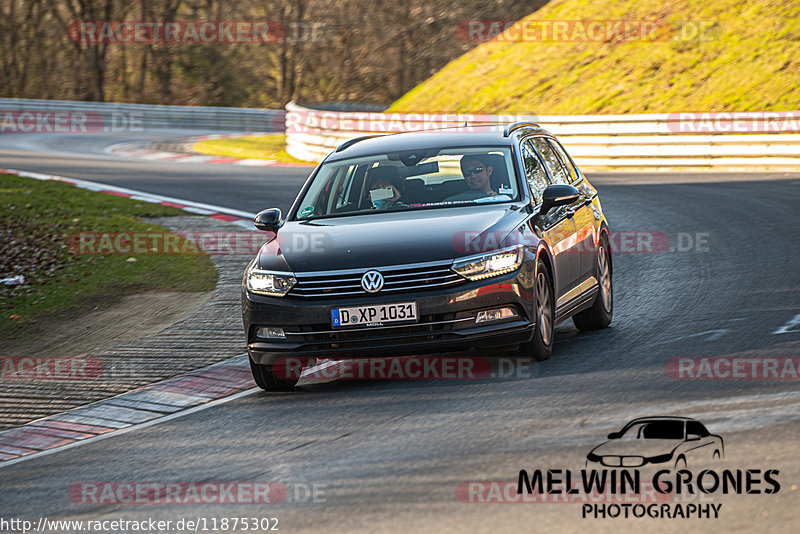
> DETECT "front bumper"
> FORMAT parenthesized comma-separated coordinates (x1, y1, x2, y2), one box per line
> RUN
(243, 271, 535, 365)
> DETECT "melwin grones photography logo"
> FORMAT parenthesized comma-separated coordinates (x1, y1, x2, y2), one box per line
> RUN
(511, 416, 781, 519)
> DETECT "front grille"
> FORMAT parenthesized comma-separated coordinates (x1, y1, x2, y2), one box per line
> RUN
(283, 314, 473, 349)
(289, 260, 465, 298)
(600, 456, 644, 468)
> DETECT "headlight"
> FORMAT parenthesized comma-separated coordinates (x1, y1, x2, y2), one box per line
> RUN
(646, 453, 674, 464)
(451, 244, 524, 281)
(246, 268, 296, 296)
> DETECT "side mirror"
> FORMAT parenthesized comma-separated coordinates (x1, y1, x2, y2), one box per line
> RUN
(607, 432, 621, 440)
(253, 208, 283, 232)
(539, 184, 580, 215)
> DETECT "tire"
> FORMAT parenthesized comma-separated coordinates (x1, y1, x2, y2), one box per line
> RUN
(518, 259, 554, 362)
(572, 235, 613, 331)
(249, 357, 300, 391)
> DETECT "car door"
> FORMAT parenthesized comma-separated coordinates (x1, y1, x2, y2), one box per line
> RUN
(685, 420, 717, 462)
(524, 137, 581, 301)
(548, 139, 599, 283)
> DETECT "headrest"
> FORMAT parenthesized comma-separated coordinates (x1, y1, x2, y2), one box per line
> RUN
(366, 166, 400, 186)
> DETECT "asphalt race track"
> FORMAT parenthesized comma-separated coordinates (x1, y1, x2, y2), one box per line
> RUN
(0, 132, 311, 213)
(1, 131, 799, 533)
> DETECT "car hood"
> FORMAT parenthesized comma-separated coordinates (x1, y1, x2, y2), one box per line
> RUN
(590, 439, 682, 458)
(256, 204, 530, 272)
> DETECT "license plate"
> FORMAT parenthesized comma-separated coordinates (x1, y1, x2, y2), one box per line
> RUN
(331, 302, 417, 327)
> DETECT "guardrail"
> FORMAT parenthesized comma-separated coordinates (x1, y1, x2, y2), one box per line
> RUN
(284, 102, 800, 170)
(0, 98, 285, 133)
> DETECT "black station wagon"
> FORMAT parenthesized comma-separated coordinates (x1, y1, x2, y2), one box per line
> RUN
(242, 123, 613, 390)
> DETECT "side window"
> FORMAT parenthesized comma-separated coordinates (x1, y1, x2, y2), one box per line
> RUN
(336, 165, 357, 208)
(549, 140, 578, 183)
(531, 137, 569, 185)
(686, 421, 709, 437)
(333, 165, 356, 209)
(521, 139, 549, 205)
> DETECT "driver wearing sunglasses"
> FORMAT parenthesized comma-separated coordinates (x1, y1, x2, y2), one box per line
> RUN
(460, 155, 498, 196)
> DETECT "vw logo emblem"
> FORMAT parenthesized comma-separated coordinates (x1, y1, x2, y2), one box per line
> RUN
(361, 270, 384, 293)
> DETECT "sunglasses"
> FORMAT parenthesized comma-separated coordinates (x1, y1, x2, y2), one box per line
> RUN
(464, 166, 485, 176)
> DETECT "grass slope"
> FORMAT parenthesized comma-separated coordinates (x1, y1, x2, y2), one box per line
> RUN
(389, 0, 800, 114)
(193, 134, 315, 165)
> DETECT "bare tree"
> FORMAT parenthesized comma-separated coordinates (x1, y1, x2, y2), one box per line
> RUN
(0, 0, 545, 106)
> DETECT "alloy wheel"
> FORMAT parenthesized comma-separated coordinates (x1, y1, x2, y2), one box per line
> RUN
(536, 270, 553, 345)
(598, 244, 612, 312)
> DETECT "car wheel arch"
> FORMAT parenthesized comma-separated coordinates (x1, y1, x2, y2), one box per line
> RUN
(535, 246, 555, 290)
(674, 455, 688, 469)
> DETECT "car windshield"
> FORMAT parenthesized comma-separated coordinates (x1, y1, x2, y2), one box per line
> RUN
(294, 147, 520, 220)
(619, 420, 685, 440)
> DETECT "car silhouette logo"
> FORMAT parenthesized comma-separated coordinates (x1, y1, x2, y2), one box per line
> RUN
(586, 416, 724, 470)
(361, 270, 384, 293)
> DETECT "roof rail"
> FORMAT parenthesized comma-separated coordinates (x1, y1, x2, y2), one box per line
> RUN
(503, 122, 541, 137)
(335, 135, 382, 152)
